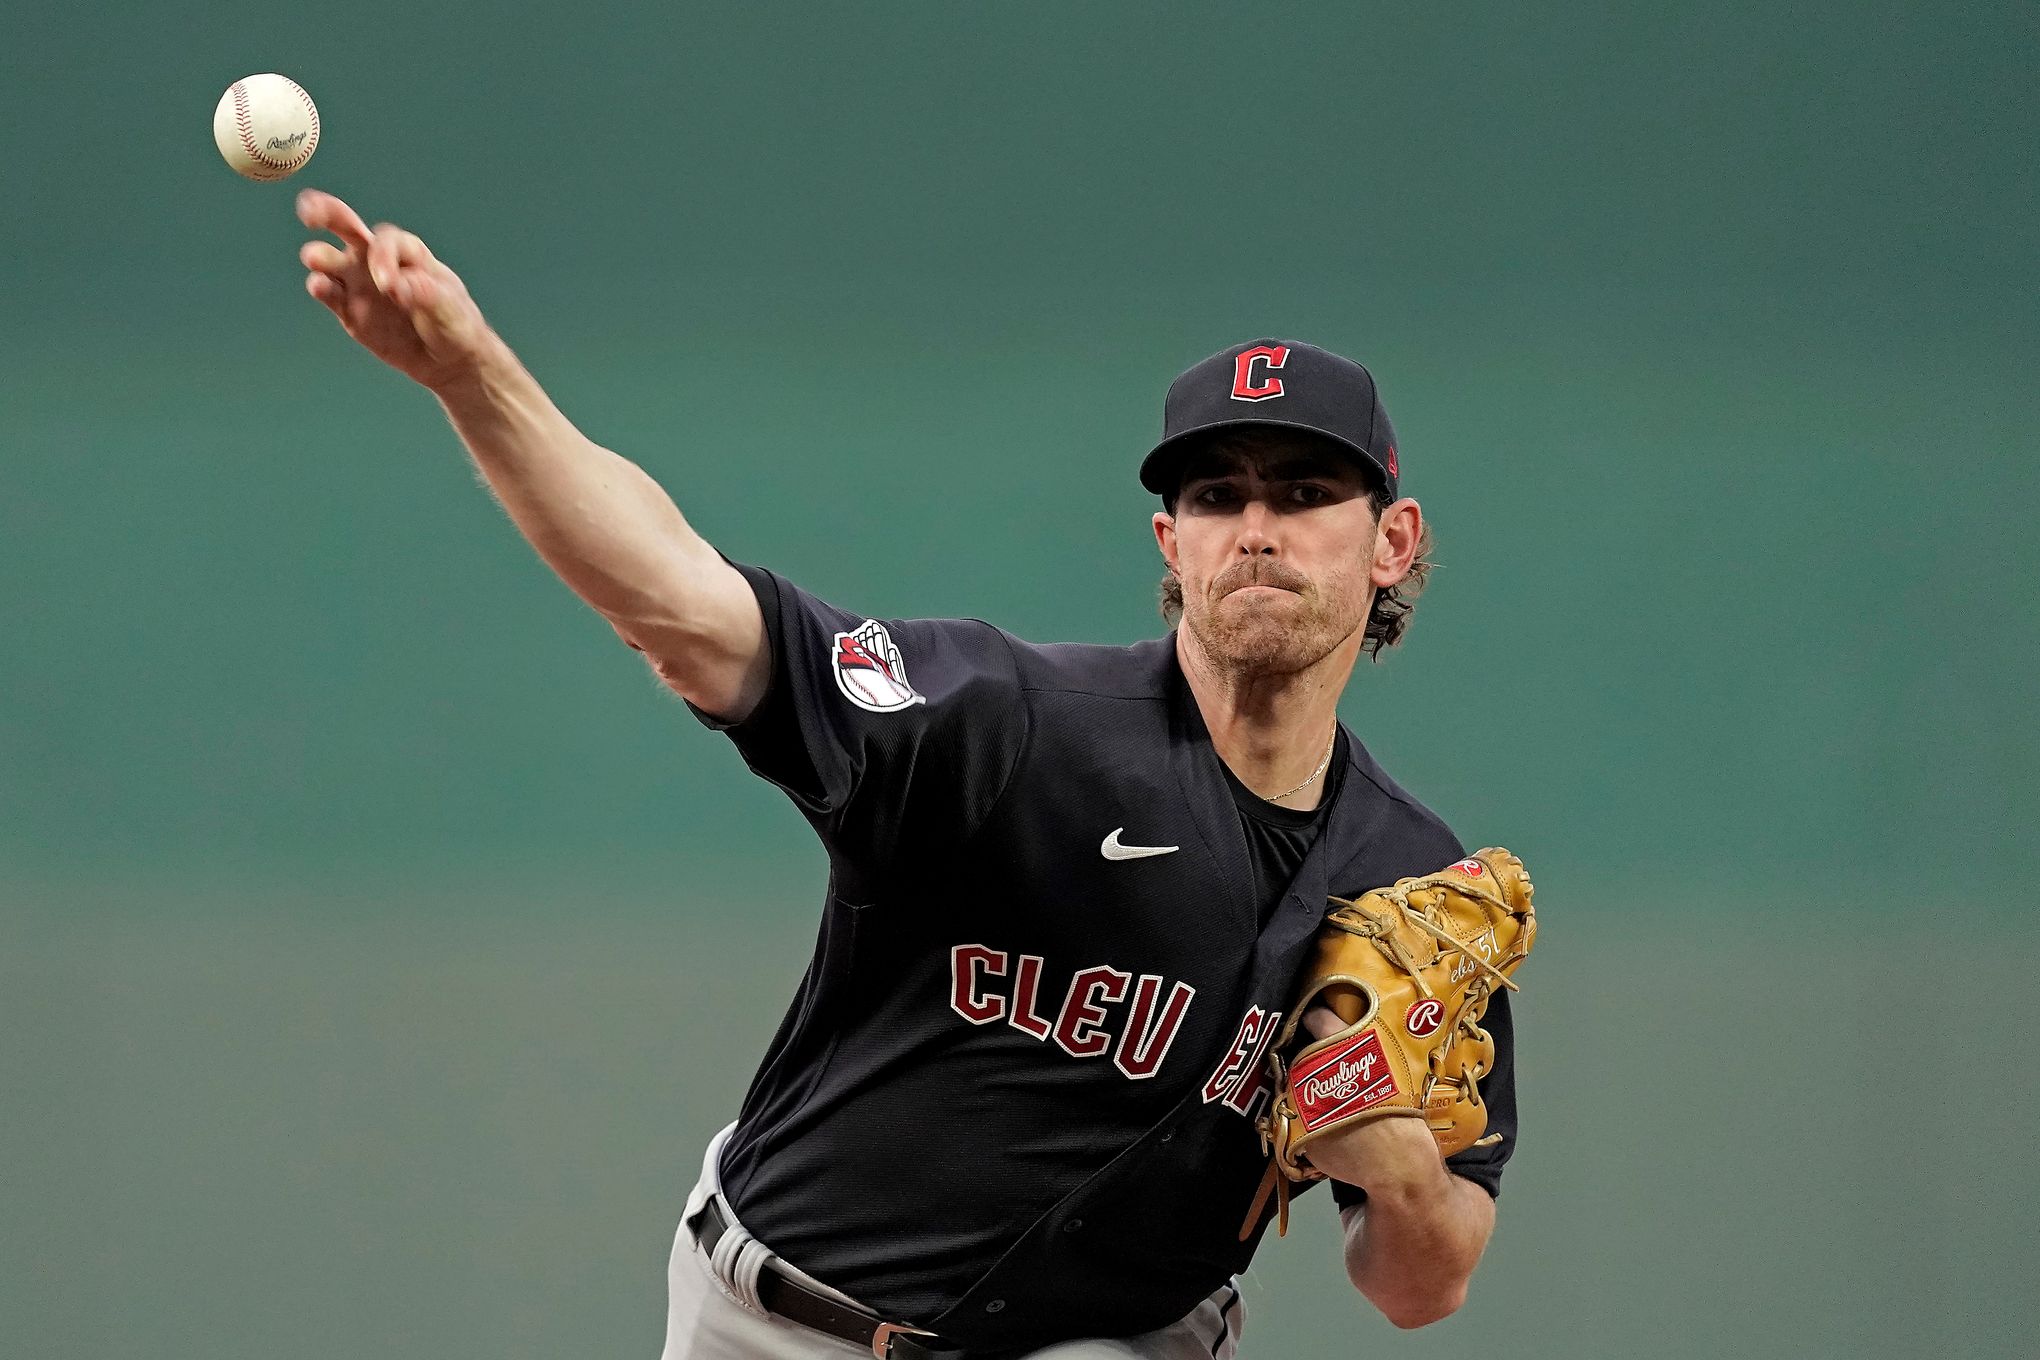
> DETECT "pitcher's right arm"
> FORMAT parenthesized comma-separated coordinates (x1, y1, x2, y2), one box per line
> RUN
(294, 189, 767, 722)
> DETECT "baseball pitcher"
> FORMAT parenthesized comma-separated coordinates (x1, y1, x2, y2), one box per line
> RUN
(294, 188, 1535, 1359)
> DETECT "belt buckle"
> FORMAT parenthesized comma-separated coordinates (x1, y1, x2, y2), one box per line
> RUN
(871, 1320, 937, 1358)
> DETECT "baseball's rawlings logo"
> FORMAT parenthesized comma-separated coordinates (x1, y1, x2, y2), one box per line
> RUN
(1230, 345, 1289, 402)
(1288, 1030, 1397, 1130)
(831, 620, 924, 713)
(1404, 998, 1445, 1038)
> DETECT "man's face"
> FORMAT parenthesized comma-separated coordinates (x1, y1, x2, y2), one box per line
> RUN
(1154, 435, 1384, 676)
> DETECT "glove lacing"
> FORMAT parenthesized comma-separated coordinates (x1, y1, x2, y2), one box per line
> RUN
(1322, 881, 1522, 999)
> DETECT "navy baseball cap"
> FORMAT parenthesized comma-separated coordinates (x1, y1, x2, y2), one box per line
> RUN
(1139, 339, 1400, 501)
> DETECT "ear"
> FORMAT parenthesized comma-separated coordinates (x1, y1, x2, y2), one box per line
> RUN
(1369, 498, 1422, 589)
(1153, 510, 1179, 574)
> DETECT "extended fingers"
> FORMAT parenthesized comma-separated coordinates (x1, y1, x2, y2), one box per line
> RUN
(305, 270, 346, 311)
(367, 225, 435, 292)
(299, 240, 352, 277)
(294, 195, 456, 323)
(296, 188, 373, 253)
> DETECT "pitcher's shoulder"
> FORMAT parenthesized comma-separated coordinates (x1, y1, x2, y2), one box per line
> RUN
(1338, 734, 1467, 876)
(993, 631, 1178, 703)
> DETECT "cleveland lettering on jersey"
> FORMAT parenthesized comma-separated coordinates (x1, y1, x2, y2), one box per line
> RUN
(948, 944, 1197, 1080)
(1201, 1004, 1281, 1116)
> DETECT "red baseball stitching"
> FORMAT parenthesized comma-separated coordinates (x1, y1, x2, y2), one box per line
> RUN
(232, 77, 317, 178)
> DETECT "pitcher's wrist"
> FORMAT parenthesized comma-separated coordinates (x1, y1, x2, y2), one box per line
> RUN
(428, 332, 521, 407)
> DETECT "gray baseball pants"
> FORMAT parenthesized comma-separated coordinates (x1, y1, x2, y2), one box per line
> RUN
(660, 1125, 1244, 1360)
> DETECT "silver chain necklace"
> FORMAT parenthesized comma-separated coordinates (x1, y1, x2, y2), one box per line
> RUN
(1261, 727, 1338, 803)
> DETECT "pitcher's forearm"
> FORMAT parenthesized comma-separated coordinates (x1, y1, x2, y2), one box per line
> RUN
(431, 342, 723, 641)
(1342, 1173, 1494, 1329)
(296, 190, 768, 713)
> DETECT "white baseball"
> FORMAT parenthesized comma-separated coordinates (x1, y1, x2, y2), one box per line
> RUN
(213, 74, 320, 181)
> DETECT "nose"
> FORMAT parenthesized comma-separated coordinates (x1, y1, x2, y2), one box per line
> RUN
(1236, 499, 1279, 556)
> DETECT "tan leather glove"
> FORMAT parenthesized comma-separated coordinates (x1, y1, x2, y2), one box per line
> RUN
(1243, 848, 1536, 1238)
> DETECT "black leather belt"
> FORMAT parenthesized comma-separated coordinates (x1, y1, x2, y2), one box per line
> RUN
(692, 1196, 970, 1360)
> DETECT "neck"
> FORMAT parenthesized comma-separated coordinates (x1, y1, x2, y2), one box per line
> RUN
(1175, 625, 1362, 810)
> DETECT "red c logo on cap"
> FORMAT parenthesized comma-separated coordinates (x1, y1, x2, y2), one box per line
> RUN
(1230, 345, 1289, 402)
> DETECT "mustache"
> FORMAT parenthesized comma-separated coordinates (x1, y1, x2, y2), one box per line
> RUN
(1211, 558, 1312, 598)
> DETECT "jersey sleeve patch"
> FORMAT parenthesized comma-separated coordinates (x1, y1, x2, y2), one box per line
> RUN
(831, 620, 925, 713)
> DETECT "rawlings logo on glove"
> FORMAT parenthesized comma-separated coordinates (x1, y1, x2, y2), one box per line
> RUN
(1288, 1032, 1396, 1124)
(1242, 847, 1537, 1239)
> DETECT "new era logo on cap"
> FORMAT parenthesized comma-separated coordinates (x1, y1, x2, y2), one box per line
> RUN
(1139, 338, 1400, 501)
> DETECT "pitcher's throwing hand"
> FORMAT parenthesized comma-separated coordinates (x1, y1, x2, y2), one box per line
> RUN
(295, 189, 497, 392)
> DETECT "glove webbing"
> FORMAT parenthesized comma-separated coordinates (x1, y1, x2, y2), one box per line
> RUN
(1323, 880, 1523, 999)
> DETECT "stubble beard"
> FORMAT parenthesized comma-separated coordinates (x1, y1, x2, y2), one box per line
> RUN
(1182, 559, 1372, 679)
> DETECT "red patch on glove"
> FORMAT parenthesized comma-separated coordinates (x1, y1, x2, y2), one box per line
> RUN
(1288, 1030, 1397, 1131)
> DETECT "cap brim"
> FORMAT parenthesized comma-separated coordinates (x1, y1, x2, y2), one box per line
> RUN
(1138, 418, 1390, 497)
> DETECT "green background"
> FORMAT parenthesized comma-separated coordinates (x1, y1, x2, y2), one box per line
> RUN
(3, 3, 2034, 1357)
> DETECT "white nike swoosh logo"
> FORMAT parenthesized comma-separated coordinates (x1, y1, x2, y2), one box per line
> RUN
(1101, 828, 1180, 861)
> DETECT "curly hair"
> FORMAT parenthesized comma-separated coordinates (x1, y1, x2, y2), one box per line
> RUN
(1157, 476, 1437, 661)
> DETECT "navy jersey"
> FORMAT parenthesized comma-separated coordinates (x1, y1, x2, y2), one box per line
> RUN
(692, 565, 1518, 1351)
